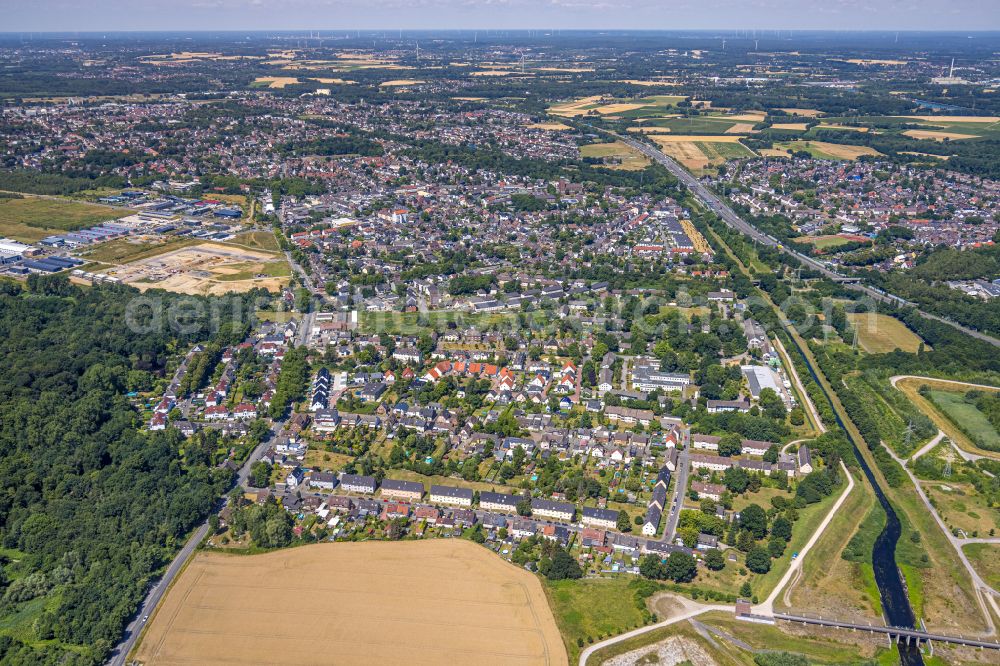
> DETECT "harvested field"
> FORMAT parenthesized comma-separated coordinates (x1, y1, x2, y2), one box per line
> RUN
(680, 219, 711, 253)
(102, 242, 289, 295)
(472, 70, 516, 76)
(902, 129, 977, 141)
(772, 122, 809, 130)
(846, 312, 925, 353)
(846, 58, 907, 65)
(781, 140, 881, 160)
(252, 76, 300, 88)
(777, 108, 823, 117)
(537, 67, 595, 73)
(816, 124, 870, 132)
(760, 148, 791, 157)
(654, 141, 710, 170)
(729, 112, 767, 121)
(619, 79, 679, 86)
(651, 135, 752, 172)
(725, 122, 756, 134)
(901, 151, 949, 160)
(579, 141, 651, 170)
(651, 135, 745, 143)
(592, 103, 647, 114)
(133, 540, 566, 666)
(900, 115, 1000, 123)
(549, 96, 602, 117)
(549, 95, 682, 119)
(528, 122, 572, 131)
(379, 79, 426, 87)
(626, 126, 672, 134)
(310, 77, 355, 85)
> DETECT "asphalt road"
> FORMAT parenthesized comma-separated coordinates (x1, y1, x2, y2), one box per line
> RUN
(614, 132, 1000, 349)
(662, 444, 690, 543)
(107, 420, 286, 666)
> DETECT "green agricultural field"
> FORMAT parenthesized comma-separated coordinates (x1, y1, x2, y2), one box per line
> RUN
(579, 141, 651, 170)
(927, 390, 1000, 451)
(0, 195, 129, 243)
(614, 95, 687, 119)
(846, 312, 926, 354)
(645, 115, 741, 134)
(774, 140, 881, 160)
(694, 140, 756, 161)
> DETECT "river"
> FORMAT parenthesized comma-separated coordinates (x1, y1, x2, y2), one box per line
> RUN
(786, 334, 923, 666)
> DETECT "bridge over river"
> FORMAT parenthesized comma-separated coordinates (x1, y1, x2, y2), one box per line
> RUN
(745, 612, 1000, 651)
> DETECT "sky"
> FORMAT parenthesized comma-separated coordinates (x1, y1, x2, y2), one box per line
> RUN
(3, 0, 999, 33)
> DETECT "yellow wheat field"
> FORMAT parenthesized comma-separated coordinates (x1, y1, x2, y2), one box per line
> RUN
(133, 540, 567, 666)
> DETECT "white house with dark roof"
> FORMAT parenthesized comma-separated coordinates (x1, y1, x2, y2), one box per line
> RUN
(430, 485, 474, 507)
(339, 473, 377, 494)
(380, 478, 424, 502)
(531, 498, 575, 521)
(581, 506, 618, 530)
(479, 491, 521, 512)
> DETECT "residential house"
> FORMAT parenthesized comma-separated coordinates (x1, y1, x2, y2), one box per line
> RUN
(430, 485, 474, 507)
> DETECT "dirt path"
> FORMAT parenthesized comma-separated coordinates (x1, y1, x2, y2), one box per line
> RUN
(884, 444, 999, 637)
(910, 430, 946, 462)
(774, 336, 826, 435)
(756, 460, 855, 616)
(578, 603, 733, 666)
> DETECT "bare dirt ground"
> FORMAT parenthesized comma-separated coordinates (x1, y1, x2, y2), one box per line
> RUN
(133, 540, 566, 666)
(601, 635, 715, 666)
(104, 242, 289, 295)
(902, 129, 978, 141)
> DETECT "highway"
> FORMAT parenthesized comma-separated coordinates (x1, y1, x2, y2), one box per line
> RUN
(615, 133, 1000, 349)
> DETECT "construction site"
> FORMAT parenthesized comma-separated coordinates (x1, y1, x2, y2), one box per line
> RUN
(101, 242, 290, 295)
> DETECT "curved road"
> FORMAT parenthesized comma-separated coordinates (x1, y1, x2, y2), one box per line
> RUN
(884, 440, 1000, 637)
(890, 375, 1000, 461)
(614, 132, 1000, 349)
(577, 603, 733, 666)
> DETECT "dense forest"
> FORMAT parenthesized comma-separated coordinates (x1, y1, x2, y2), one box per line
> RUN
(0, 277, 250, 664)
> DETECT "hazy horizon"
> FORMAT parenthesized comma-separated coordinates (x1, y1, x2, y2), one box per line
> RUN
(4, 1, 999, 33)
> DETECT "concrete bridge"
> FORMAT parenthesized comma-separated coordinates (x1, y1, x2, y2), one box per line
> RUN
(767, 612, 1000, 650)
